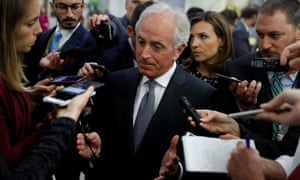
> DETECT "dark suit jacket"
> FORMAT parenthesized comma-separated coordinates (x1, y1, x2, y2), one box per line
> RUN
(88, 65, 219, 179)
(119, 15, 130, 29)
(221, 51, 300, 159)
(24, 24, 99, 85)
(108, 14, 129, 45)
(97, 39, 135, 72)
(232, 20, 252, 58)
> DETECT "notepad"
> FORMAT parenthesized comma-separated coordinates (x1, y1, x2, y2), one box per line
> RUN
(182, 135, 255, 173)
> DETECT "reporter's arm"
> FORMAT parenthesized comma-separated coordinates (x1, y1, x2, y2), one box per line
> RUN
(261, 156, 287, 180)
(7, 117, 77, 180)
(2, 87, 94, 180)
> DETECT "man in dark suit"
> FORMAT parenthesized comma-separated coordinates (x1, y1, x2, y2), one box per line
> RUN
(24, 0, 99, 85)
(232, 4, 258, 58)
(221, 0, 300, 159)
(84, 3, 219, 180)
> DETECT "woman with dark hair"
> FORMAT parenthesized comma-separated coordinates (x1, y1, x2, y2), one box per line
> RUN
(182, 11, 234, 88)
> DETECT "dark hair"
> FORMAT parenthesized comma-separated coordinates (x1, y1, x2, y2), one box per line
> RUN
(131, 1, 155, 33)
(186, 7, 204, 20)
(259, 0, 300, 26)
(294, 8, 300, 25)
(241, 4, 259, 19)
(220, 9, 238, 26)
(183, 11, 234, 73)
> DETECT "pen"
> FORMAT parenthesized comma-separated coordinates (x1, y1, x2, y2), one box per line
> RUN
(245, 134, 250, 149)
(228, 109, 264, 118)
(228, 107, 291, 119)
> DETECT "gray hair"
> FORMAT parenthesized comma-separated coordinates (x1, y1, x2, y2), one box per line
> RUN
(135, 2, 190, 49)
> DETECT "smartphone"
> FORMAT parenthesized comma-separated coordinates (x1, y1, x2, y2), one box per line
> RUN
(216, 73, 242, 83)
(48, 75, 87, 86)
(90, 64, 110, 76)
(43, 87, 96, 107)
(43, 81, 104, 106)
(90, 23, 112, 41)
(179, 96, 201, 125)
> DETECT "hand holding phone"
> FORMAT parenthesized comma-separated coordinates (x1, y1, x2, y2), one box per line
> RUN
(90, 64, 110, 76)
(90, 23, 112, 40)
(216, 73, 242, 83)
(43, 81, 104, 106)
(179, 96, 201, 125)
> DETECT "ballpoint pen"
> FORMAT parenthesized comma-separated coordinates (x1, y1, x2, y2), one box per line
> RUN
(245, 134, 250, 149)
(228, 107, 291, 119)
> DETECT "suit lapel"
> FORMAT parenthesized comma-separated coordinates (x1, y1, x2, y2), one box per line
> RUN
(62, 25, 85, 50)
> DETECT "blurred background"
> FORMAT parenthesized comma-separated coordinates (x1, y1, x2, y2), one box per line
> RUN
(39, 0, 265, 52)
(40, 0, 265, 29)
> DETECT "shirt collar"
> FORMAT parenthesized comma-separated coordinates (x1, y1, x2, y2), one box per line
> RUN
(55, 23, 80, 39)
(140, 61, 177, 88)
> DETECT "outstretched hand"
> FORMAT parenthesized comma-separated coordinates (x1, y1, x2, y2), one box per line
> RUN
(76, 132, 101, 159)
(154, 135, 180, 180)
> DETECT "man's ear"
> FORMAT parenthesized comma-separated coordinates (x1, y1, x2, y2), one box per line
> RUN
(297, 24, 300, 40)
(174, 43, 187, 60)
(127, 25, 135, 39)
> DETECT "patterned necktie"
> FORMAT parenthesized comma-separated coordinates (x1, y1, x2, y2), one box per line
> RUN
(49, 30, 62, 52)
(270, 73, 284, 140)
(134, 80, 156, 151)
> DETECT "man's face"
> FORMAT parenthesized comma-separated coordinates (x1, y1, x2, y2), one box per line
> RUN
(125, 0, 151, 21)
(50, 0, 85, 29)
(135, 13, 185, 79)
(256, 10, 297, 58)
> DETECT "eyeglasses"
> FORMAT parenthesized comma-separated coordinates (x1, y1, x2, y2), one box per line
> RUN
(54, 3, 83, 13)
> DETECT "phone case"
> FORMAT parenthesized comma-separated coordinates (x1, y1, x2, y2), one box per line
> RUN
(49, 75, 87, 85)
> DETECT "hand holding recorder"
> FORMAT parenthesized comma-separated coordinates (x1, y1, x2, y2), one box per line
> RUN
(78, 63, 109, 81)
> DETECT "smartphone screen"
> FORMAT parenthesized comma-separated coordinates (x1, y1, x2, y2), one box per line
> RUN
(49, 75, 87, 85)
(43, 81, 102, 106)
(43, 87, 96, 106)
(55, 86, 87, 100)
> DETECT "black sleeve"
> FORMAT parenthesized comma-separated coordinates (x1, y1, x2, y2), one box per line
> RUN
(3, 117, 76, 180)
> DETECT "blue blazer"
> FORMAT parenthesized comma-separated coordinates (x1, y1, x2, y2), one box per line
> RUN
(24, 24, 98, 84)
(97, 39, 135, 72)
(232, 20, 252, 58)
(89, 65, 219, 179)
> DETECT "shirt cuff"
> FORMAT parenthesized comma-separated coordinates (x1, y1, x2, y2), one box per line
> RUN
(276, 155, 293, 176)
(177, 161, 184, 180)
